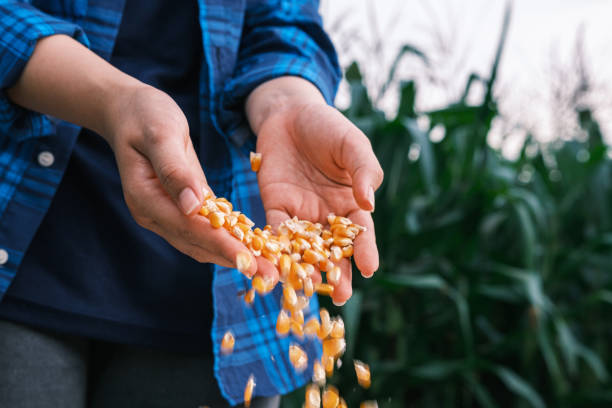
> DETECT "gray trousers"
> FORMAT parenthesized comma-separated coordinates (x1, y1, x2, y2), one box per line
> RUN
(0, 319, 279, 408)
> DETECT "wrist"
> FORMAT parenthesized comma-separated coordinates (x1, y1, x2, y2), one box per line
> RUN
(246, 76, 327, 135)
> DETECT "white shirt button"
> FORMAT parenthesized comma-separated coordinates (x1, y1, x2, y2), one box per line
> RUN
(38, 151, 55, 167)
(0, 249, 8, 265)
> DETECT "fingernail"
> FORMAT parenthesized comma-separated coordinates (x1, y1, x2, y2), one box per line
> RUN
(179, 188, 200, 215)
(333, 299, 347, 307)
(367, 186, 375, 212)
(236, 252, 253, 278)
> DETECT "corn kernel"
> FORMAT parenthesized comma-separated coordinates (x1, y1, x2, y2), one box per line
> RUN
(305, 384, 321, 408)
(354, 360, 371, 389)
(199, 205, 210, 216)
(292, 309, 304, 325)
(322, 385, 339, 408)
(360, 402, 378, 408)
(330, 318, 345, 339)
(276, 309, 290, 336)
(236, 252, 252, 277)
(304, 317, 321, 337)
(322, 338, 346, 359)
(338, 398, 347, 408)
(303, 277, 314, 297)
(253, 276, 271, 294)
(279, 254, 291, 280)
(231, 225, 245, 241)
(283, 284, 297, 308)
(330, 246, 342, 263)
(342, 245, 353, 258)
(327, 266, 341, 286)
(221, 331, 234, 354)
(315, 283, 334, 297)
(303, 248, 322, 264)
(323, 355, 334, 377)
(290, 321, 304, 337)
(250, 151, 262, 172)
(333, 237, 352, 247)
(244, 375, 255, 407)
(209, 211, 225, 228)
(215, 199, 232, 214)
(244, 288, 255, 304)
(289, 344, 308, 371)
(238, 213, 255, 227)
(312, 361, 326, 385)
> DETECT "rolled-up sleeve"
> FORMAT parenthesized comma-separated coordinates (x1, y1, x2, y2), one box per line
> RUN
(0, 1, 89, 141)
(223, 0, 341, 110)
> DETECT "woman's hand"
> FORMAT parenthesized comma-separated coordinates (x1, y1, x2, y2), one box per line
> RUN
(247, 78, 384, 305)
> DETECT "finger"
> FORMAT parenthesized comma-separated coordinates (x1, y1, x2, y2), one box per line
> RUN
(348, 209, 379, 278)
(254, 256, 280, 284)
(337, 126, 384, 211)
(331, 258, 352, 306)
(266, 208, 291, 230)
(141, 128, 209, 216)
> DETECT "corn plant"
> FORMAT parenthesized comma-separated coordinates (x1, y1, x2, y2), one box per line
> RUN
(282, 4, 612, 407)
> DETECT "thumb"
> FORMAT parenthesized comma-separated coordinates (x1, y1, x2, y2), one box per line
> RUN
(338, 127, 384, 211)
(144, 132, 208, 215)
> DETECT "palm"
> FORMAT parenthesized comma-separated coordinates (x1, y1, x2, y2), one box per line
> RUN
(256, 104, 361, 227)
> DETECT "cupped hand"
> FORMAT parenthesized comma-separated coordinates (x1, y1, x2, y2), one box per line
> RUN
(101, 84, 258, 277)
(256, 103, 384, 305)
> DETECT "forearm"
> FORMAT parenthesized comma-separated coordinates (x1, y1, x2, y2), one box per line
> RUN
(245, 76, 328, 135)
(6, 34, 142, 141)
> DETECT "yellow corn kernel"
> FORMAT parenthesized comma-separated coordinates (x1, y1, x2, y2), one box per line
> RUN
(342, 245, 353, 258)
(327, 266, 341, 286)
(209, 211, 225, 228)
(215, 199, 232, 214)
(263, 224, 272, 232)
(302, 249, 322, 264)
(250, 236, 263, 253)
(253, 276, 272, 294)
(338, 398, 347, 408)
(301, 263, 315, 277)
(330, 246, 342, 263)
(294, 295, 309, 311)
(244, 288, 255, 304)
(279, 254, 291, 280)
(327, 213, 337, 225)
(315, 283, 334, 297)
(290, 321, 304, 337)
(236, 252, 252, 277)
(225, 214, 238, 228)
(238, 213, 255, 227)
(360, 401, 378, 408)
(333, 237, 352, 247)
(322, 230, 332, 240)
(231, 225, 245, 241)
(292, 309, 304, 326)
(283, 284, 298, 308)
(330, 318, 345, 339)
(290, 252, 302, 263)
(312, 361, 326, 386)
(304, 384, 321, 408)
(322, 385, 340, 408)
(221, 331, 235, 354)
(199, 205, 210, 216)
(236, 222, 251, 234)
(322, 338, 346, 359)
(289, 344, 308, 372)
(244, 375, 255, 407)
(354, 360, 371, 389)
(304, 317, 321, 337)
(303, 277, 314, 297)
(323, 354, 334, 377)
(276, 309, 290, 336)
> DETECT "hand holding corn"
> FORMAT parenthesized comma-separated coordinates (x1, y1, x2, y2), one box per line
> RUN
(246, 77, 384, 305)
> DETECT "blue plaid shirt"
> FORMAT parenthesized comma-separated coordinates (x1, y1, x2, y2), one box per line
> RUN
(0, 0, 340, 404)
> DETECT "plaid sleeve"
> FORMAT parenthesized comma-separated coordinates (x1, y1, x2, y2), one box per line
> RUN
(0, 1, 89, 142)
(222, 0, 341, 110)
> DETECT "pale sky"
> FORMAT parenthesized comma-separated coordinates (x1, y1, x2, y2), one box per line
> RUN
(320, 0, 612, 157)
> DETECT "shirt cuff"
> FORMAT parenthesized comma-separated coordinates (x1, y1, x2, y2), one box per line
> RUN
(0, 3, 90, 142)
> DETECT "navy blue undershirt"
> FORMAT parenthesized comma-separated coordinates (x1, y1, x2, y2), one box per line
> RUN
(0, 0, 214, 352)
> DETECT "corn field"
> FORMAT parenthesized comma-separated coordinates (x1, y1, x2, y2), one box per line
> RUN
(282, 6, 612, 408)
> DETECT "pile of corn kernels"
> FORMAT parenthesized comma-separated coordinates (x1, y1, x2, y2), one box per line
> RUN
(209, 152, 376, 408)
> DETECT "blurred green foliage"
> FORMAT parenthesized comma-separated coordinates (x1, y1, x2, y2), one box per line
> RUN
(283, 5, 612, 408)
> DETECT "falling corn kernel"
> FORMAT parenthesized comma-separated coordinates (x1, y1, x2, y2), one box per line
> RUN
(342, 245, 353, 258)
(289, 344, 308, 371)
(252, 276, 266, 294)
(354, 360, 371, 389)
(304, 384, 321, 408)
(283, 284, 298, 308)
(276, 309, 290, 336)
(330, 318, 345, 339)
(338, 398, 347, 408)
(312, 361, 326, 385)
(315, 283, 334, 297)
(244, 288, 255, 304)
(323, 354, 334, 377)
(303, 277, 314, 297)
(360, 401, 378, 408)
(323, 338, 346, 359)
(327, 266, 341, 286)
(322, 386, 340, 408)
(304, 317, 321, 337)
(209, 211, 225, 228)
(221, 331, 235, 354)
(250, 152, 262, 172)
(244, 375, 255, 407)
